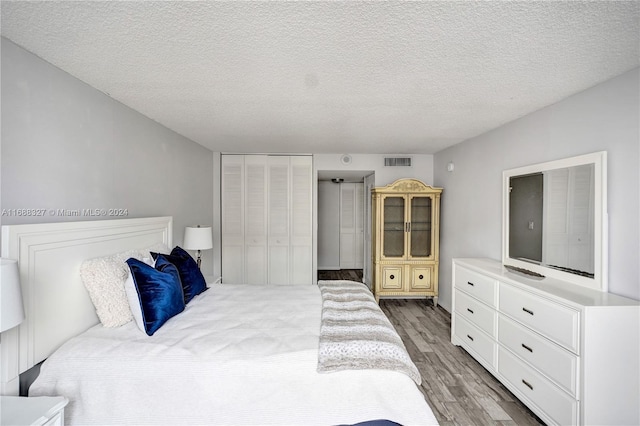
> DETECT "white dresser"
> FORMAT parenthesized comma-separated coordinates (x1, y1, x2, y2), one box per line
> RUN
(1, 396, 68, 426)
(451, 258, 640, 426)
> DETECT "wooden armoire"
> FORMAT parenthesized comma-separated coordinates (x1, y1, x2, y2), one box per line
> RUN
(372, 179, 442, 305)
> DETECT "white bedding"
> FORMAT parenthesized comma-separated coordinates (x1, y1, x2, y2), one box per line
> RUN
(30, 284, 438, 425)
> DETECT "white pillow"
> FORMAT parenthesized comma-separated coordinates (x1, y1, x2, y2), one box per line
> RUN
(80, 249, 143, 327)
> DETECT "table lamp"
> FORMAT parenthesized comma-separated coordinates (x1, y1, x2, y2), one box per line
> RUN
(183, 225, 213, 269)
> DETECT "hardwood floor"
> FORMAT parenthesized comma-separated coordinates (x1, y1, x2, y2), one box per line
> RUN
(318, 271, 544, 426)
(317, 269, 363, 282)
(381, 299, 544, 426)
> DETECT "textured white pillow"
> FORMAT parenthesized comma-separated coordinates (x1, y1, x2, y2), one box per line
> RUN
(80, 249, 143, 327)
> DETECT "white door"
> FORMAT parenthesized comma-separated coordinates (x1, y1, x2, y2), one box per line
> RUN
(340, 183, 356, 268)
(363, 174, 375, 288)
(221, 155, 245, 283)
(244, 155, 268, 284)
(290, 156, 313, 284)
(268, 156, 290, 285)
(340, 182, 364, 270)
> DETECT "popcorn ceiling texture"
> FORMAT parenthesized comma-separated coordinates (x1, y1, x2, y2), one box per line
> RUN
(1, 1, 638, 154)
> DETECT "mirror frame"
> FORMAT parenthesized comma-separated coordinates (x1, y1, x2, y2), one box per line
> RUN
(502, 151, 608, 292)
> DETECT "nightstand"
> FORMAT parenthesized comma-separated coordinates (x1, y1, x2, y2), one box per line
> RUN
(1, 396, 68, 426)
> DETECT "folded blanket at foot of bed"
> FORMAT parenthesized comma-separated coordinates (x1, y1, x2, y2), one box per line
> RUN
(316, 280, 422, 385)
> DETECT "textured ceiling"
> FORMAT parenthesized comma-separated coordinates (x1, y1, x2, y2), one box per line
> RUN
(1, 1, 638, 154)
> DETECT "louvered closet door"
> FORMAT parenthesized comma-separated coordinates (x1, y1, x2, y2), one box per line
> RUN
(340, 183, 364, 269)
(222, 154, 312, 285)
(244, 156, 268, 284)
(290, 156, 312, 284)
(340, 183, 356, 268)
(221, 155, 245, 284)
(268, 156, 291, 285)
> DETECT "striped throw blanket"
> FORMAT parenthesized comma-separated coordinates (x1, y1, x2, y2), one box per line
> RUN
(316, 280, 422, 385)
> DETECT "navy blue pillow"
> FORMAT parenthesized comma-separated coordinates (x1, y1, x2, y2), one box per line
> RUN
(126, 257, 185, 336)
(152, 246, 207, 304)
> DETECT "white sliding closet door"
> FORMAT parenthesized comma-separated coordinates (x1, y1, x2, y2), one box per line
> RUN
(221, 154, 312, 285)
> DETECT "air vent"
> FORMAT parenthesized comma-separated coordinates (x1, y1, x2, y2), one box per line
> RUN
(384, 157, 412, 167)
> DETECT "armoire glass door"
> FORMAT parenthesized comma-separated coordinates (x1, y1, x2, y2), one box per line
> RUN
(409, 195, 433, 258)
(382, 196, 405, 257)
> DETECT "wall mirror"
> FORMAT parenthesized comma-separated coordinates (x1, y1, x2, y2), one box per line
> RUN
(502, 151, 607, 292)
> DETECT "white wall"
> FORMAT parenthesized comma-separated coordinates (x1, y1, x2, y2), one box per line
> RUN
(434, 68, 640, 311)
(314, 153, 434, 186)
(317, 181, 340, 269)
(0, 38, 216, 275)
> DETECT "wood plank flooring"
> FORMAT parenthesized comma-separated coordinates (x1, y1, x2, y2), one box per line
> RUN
(318, 270, 544, 426)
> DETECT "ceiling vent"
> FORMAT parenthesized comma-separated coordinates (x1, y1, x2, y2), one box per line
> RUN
(384, 157, 412, 167)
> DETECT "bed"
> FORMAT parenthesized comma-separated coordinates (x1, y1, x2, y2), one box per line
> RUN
(1, 217, 438, 425)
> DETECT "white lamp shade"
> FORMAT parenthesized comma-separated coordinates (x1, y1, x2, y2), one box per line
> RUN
(183, 226, 213, 251)
(1, 258, 25, 333)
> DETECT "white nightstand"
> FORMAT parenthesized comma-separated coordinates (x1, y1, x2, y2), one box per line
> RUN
(1, 396, 68, 426)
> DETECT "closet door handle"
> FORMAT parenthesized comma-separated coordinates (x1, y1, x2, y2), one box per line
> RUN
(522, 379, 533, 390)
(522, 307, 534, 315)
(521, 343, 533, 353)
(467, 308, 474, 314)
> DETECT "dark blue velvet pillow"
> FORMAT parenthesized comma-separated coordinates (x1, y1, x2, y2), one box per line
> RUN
(126, 257, 185, 336)
(152, 246, 207, 304)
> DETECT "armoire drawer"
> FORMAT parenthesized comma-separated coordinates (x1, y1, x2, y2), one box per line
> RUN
(455, 290, 497, 337)
(454, 316, 496, 369)
(499, 283, 580, 353)
(409, 265, 433, 291)
(455, 266, 497, 307)
(380, 266, 403, 290)
(498, 315, 578, 396)
(498, 347, 577, 426)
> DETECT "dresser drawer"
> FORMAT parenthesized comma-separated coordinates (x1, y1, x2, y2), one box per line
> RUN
(455, 290, 497, 337)
(454, 315, 496, 370)
(455, 266, 497, 307)
(499, 284, 580, 353)
(499, 315, 578, 396)
(498, 347, 577, 426)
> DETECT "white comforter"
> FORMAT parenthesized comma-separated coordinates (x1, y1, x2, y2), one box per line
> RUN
(30, 284, 438, 425)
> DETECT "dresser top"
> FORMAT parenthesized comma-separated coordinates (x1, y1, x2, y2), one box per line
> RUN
(1, 396, 68, 425)
(454, 258, 640, 308)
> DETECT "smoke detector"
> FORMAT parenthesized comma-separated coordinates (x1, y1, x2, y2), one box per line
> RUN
(340, 154, 352, 165)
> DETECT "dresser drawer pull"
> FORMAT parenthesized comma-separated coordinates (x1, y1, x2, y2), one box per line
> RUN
(418, 274, 424, 280)
(522, 379, 533, 390)
(521, 343, 533, 353)
(467, 308, 474, 314)
(467, 335, 474, 341)
(522, 307, 534, 315)
(390, 275, 395, 280)
(467, 281, 474, 286)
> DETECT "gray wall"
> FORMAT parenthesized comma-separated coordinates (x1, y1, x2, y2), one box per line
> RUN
(1, 38, 215, 276)
(434, 68, 639, 311)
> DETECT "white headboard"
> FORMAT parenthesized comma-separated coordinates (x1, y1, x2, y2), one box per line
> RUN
(0, 216, 173, 395)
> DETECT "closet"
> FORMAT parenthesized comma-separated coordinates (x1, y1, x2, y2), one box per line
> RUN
(221, 154, 313, 285)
